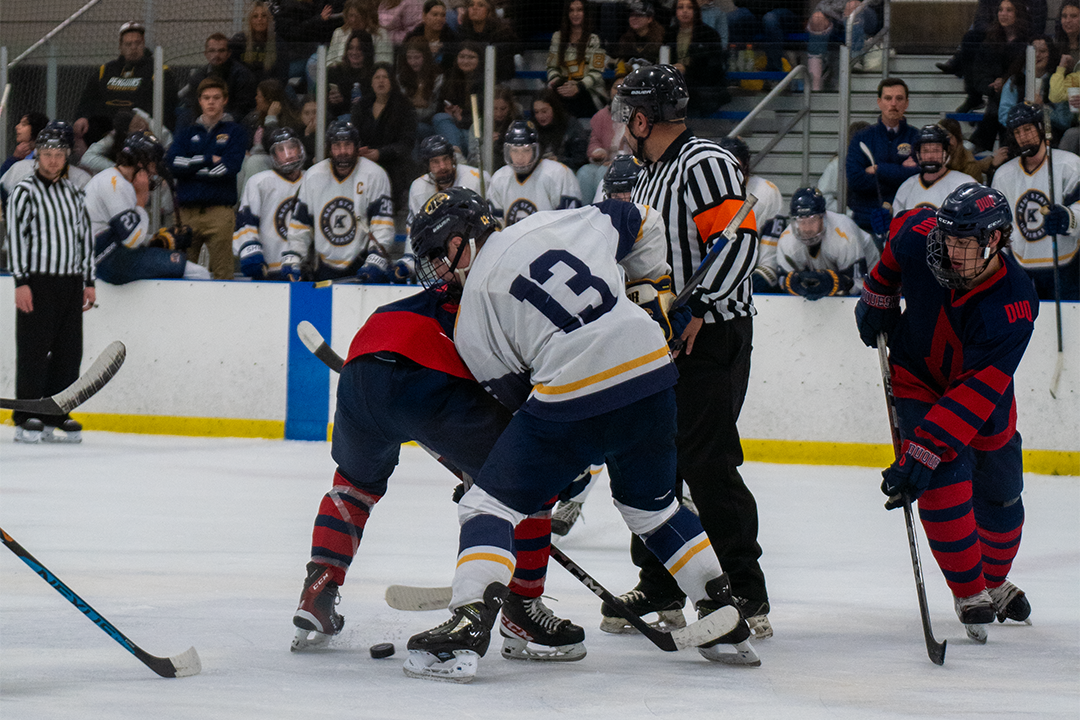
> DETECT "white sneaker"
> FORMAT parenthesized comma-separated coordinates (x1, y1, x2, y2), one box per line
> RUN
(14, 419, 44, 443)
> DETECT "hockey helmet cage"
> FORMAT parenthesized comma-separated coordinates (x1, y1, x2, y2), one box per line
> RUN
(410, 187, 499, 295)
(928, 183, 1012, 288)
(420, 134, 457, 186)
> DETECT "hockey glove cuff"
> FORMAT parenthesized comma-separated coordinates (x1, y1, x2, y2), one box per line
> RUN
(881, 440, 941, 509)
(752, 265, 779, 293)
(855, 286, 901, 348)
(281, 255, 302, 282)
(356, 253, 390, 284)
(238, 243, 268, 280)
(392, 255, 415, 284)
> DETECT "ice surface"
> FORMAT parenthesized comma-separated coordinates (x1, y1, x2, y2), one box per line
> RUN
(1, 430, 1076, 719)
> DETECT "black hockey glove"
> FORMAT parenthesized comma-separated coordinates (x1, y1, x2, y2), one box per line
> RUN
(854, 286, 901, 348)
(881, 440, 941, 510)
(783, 269, 851, 300)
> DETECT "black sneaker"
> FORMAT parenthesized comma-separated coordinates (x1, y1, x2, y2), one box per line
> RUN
(988, 581, 1031, 624)
(696, 575, 759, 665)
(500, 593, 586, 661)
(404, 582, 509, 682)
(291, 562, 344, 651)
(599, 586, 686, 634)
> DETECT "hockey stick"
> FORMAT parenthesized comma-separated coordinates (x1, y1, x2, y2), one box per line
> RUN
(670, 193, 758, 311)
(877, 333, 947, 666)
(296, 320, 344, 373)
(470, 94, 487, 199)
(1041, 105, 1065, 399)
(860, 141, 893, 247)
(1, 341, 126, 415)
(0, 527, 201, 678)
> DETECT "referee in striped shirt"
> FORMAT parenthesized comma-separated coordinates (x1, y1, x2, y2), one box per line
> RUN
(604, 65, 771, 637)
(6, 121, 96, 443)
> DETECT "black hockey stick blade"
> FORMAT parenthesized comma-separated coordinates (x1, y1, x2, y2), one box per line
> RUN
(296, 321, 344, 373)
(1, 527, 201, 678)
(1, 341, 126, 414)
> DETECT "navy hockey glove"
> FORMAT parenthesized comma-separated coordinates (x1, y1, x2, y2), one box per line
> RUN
(669, 306, 692, 349)
(870, 207, 892, 238)
(784, 270, 852, 300)
(281, 257, 302, 282)
(392, 255, 415, 284)
(854, 286, 901, 348)
(238, 243, 267, 280)
(751, 265, 779, 294)
(881, 440, 941, 510)
(356, 253, 390, 284)
(627, 276, 677, 341)
(1044, 204, 1073, 236)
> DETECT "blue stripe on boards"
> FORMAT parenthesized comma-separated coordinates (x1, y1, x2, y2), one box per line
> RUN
(286, 282, 333, 440)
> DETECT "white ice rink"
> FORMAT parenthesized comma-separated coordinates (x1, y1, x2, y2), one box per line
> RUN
(0, 430, 1076, 719)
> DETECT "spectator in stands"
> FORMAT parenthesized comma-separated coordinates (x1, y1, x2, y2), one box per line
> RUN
(547, 0, 609, 120)
(351, 63, 420, 208)
(179, 33, 258, 128)
(457, 0, 518, 83)
(405, 0, 460, 71)
(1054, 0, 1080, 59)
(80, 108, 174, 176)
(400, 37, 445, 144)
(380, 0, 425, 44)
(806, 0, 883, 91)
(1, 112, 48, 179)
(433, 42, 485, 154)
(327, 0, 374, 67)
(531, 88, 590, 172)
(938, 117, 1007, 183)
(666, 0, 729, 117)
(845, 77, 919, 240)
(299, 95, 319, 164)
(167, 77, 248, 280)
(328, 32, 375, 118)
(615, 1, 666, 69)
(818, 119, 869, 211)
(1001, 37, 1072, 143)
(956, 0, 1031, 121)
(276, 0, 341, 90)
(466, 84, 521, 171)
(727, 0, 804, 73)
(230, 1, 281, 82)
(245, 79, 303, 151)
(74, 22, 177, 150)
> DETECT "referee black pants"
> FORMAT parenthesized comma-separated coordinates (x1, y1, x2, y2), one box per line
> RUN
(629, 316, 769, 604)
(14, 275, 84, 426)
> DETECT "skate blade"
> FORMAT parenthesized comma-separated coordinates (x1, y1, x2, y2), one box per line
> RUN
(291, 626, 333, 652)
(41, 428, 81, 444)
(402, 649, 480, 683)
(500, 634, 587, 662)
(964, 623, 989, 644)
(699, 639, 761, 667)
(599, 609, 686, 635)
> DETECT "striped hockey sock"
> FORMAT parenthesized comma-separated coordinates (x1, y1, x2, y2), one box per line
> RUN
(310, 470, 382, 586)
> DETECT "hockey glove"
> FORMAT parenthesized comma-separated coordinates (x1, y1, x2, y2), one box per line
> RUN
(870, 207, 892, 238)
(626, 276, 676, 341)
(392, 255, 415, 284)
(356, 253, 390, 284)
(854, 286, 901, 348)
(668, 306, 692, 349)
(281, 256, 302, 282)
(1044, 204, 1074, 236)
(783, 269, 852, 300)
(751, 265, 779, 294)
(150, 225, 193, 252)
(238, 242, 268, 280)
(880, 440, 941, 509)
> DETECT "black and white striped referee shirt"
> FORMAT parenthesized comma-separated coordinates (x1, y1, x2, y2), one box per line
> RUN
(6, 172, 94, 286)
(632, 129, 758, 323)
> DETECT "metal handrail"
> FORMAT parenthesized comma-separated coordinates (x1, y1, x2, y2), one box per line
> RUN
(729, 64, 812, 186)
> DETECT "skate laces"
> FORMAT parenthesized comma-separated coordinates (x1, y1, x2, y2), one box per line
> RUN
(553, 501, 581, 523)
(987, 581, 1021, 610)
(523, 597, 568, 633)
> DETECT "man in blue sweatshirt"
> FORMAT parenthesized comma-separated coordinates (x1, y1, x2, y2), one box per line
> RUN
(167, 76, 247, 279)
(845, 77, 919, 246)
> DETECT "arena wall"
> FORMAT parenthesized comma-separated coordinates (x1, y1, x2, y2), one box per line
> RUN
(1, 276, 1075, 475)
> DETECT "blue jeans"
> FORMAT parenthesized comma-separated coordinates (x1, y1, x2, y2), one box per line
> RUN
(432, 112, 466, 152)
(808, 6, 880, 57)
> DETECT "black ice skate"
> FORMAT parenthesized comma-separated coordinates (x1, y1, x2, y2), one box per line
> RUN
(500, 593, 586, 661)
(696, 575, 760, 666)
(600, 585, 686, 634)
(550, 500, 583, 536)
(42, 418, 82, 444)
(988, 580, 1031, 625)
(954, 589, 996, 643)
(403, 582, 508, 683)
(291, 562, 344, 651)
(14, 418, 44, 444)
(733, 596, 773, 640)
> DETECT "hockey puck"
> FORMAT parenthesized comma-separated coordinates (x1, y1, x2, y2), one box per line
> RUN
(369, 642, 395, 659)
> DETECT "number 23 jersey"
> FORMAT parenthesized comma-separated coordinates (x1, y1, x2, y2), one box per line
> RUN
(455, 201, 678, 421)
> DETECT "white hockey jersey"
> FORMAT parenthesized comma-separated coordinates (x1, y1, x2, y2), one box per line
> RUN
(285, 157, 394, 271)
(404, 164, 490, 256)
(891, 168, 972, 214)
(775, 210, 879, 293)
(455, 201, 677, 421)
(234, 169, 303, 274)
(83, 167, 149, 249)
(991, 150, 1080, 269)
(747, 175, 784, 277)
(488, 159, 582, 227)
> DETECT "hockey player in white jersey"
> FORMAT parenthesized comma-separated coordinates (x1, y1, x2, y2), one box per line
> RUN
(774, 186, 878, 299)
(83, 130, 210, 284)
(488, 120, 581, 227)
(233, 127, 306, 280)
(398, 134, 491, 282)
(401, 188, 757, 683)
(890, 125, 972, 215)
(282, 119, 395, 282)
(991, 101, 1080, 300)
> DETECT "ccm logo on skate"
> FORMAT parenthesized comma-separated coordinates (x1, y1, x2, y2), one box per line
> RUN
(1004, 301, 1033, 324)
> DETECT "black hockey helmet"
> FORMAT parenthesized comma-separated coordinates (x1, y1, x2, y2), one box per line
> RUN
(504, 120, 540, 175)
(612, 64, 689, 126)
(1005, 102, 1044, 157)
(326, 118, 360, 146)
(264, 126, 306, 175)
(410, 187, 499, 295)
(912, 124, 950, 174)
(603, 154, 646, 198)
(789, 186, 827, 246)
(36, 120, 74, 152)
(116, 130, 164, 168)
(928, 183, 1012, 288)
(419, 134, 457, 186)
(718, 136, 751, 176)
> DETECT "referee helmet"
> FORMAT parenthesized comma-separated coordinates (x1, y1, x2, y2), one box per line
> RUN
(36, 120, 75, 152)
(612, 64, 689, 126)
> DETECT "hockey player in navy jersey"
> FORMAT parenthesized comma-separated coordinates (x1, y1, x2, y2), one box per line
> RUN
(855, 183, 1038, 643)
(401, 188, 757, 683)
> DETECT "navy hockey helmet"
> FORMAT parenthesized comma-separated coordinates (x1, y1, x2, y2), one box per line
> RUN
(504, 120, 540, 175)
(612, 64, 689, 126)
(718, 136, 751, 176)
(789, 186, 827, 245)
(326, 119, 359, 175)
(419, 134, 457, 186)
(410, 187, 499, 295)
(928, 183, 1012, 289)
(264, 126, 306, 175)
(912, 124, 950, 174)
(36, 120, 75, 152)
(116, 129, 164, 169)
(603, 154, 646, 199)
(1005, 102, 1045, 157)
